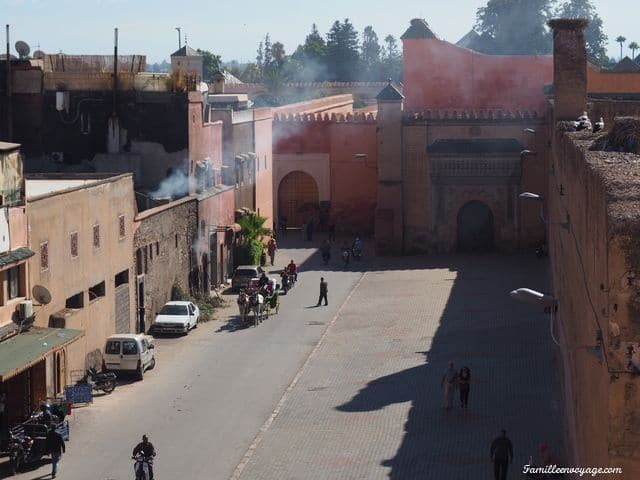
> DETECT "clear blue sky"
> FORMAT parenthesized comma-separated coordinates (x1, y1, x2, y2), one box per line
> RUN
(3, 0, 638, 64)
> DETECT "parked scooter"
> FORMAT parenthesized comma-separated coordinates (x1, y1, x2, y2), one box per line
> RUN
(133, 453, 153, 480)
(79, 367, 117, 394)
(8, 433, 41, 475)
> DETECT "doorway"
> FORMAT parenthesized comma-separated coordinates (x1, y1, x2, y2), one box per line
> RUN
(457, 201, 494, 252)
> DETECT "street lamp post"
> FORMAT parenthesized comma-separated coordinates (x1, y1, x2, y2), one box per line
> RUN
(510, 288, 562, 347)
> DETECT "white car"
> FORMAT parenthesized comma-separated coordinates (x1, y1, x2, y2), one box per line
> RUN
(103, 333, 155, 380)
(153, 301, 200, 335)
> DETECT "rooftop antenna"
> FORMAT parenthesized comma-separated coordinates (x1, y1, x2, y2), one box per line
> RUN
(175, 27, 181, 49)
(15, 40, 30, 59)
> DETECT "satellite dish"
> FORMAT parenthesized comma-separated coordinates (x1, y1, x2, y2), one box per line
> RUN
(15, 40, 30, 59)
(32, 285, 52, 305)
(33, 50, 45, 60)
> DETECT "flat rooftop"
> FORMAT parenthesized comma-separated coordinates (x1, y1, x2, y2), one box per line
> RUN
(25, 173, 131, 200)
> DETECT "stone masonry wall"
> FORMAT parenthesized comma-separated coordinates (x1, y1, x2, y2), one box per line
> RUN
(133, 197, 198, 331)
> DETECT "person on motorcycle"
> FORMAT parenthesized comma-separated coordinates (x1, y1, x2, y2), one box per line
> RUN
(287, 260, 297, 282)
(352, 237, 363, 259)
(132, 435, 156, 479)
(280, 268, 290, 292)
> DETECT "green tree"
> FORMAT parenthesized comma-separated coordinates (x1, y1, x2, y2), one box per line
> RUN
(381, 35, 402, 81)
(630, 41, 640, 61)
(290, 23, 328, 81)
(616, 35, 627, 61)
(556, 0, 608, 67)
(270, 42, 286, 71)
(238, 213, 271, 265)
(326, 19, 360, 81)
(196, 49, 222, 81)
(240, 63, 262, 83)
(475, 0, 554, 55)
(361, 26, 382, 80)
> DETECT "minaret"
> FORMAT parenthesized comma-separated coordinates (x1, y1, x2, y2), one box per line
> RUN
(375, 81, 404, 254)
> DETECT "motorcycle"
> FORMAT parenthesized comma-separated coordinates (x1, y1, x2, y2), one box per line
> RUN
(79, 367, 117, 394)
(8, 434, 40, 475)
(133, 453, 153, 480)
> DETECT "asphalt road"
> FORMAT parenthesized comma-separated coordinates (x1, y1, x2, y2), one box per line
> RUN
(4, 240, 362, 480)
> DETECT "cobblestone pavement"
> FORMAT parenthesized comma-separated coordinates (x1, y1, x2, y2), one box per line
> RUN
(234, 254, 562, 480)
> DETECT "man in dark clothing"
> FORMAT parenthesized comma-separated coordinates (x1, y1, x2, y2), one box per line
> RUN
(317, 277, 328, 306)
(40, 404, 52, 425)
(490, 429, 513, 480)
(46, 424, 65, 478)
(258, 272, 269, 289)
(132, 434, 156, 479)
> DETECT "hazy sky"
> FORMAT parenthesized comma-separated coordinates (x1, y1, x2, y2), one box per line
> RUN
(3, 0, 639, 64)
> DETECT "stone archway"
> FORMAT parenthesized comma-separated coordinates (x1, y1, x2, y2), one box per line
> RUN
(457, 201, 495, 252)
(278, 171, 319, 229)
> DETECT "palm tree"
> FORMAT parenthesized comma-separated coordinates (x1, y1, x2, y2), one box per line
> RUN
(629, 42, 640, 62)
(237, 212, 272, 265)
(616, 36, 627, 61)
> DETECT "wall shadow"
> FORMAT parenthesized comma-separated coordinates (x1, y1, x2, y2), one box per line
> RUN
(335, 255, 563, 479)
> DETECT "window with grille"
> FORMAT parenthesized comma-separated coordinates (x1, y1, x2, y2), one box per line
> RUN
(70, 231, 78, 258)
(118, 214, 125, 239)
(40, 241, 49, 271)
(93, 224, 100, 248)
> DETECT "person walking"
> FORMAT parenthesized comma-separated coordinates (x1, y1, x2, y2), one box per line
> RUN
(306, 219, 314, 241)
(267, 238, 277, 266)
(490, 429, 513, 480)
(441, 361, 458, 410)
(46, 424, 66, 478)
(459, 366, 471, 408)
(317, 277, 328, 306)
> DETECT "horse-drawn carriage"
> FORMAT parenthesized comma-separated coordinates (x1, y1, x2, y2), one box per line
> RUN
(236, 277, 280, 327)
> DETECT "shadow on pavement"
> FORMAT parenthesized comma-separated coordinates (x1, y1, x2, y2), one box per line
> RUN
(335, 255, 564, 479)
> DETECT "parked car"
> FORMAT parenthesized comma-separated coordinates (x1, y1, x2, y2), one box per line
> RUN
(153, 301, 200, 335)
(103, 333, 155, 380)
(232, 265, 264, 290)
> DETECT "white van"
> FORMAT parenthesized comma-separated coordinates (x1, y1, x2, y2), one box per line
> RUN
(103, 333, 156, 380)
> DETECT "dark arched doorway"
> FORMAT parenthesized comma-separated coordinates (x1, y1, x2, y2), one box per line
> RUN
(457, 201, 494, 252)
(278, 171, 319, 229)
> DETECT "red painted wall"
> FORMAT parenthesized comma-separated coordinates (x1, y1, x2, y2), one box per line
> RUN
(403, 39, 553, 112)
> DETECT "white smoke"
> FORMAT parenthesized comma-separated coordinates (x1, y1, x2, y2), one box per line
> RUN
(150, 167, 189, 199)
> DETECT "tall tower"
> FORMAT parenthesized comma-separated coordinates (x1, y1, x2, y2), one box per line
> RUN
(375, 81, 404, 254)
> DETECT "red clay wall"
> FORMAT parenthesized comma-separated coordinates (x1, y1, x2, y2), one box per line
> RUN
(403, 39, 553, 112)
(273, 116, 377, 234)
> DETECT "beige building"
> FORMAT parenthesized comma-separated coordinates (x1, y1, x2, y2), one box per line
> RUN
(26, 173, 135, 393)
(170, 45, 203, 81)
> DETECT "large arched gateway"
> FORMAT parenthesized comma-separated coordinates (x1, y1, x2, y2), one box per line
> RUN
(278, 171, 319, 228)
(457, 201, 494, 252)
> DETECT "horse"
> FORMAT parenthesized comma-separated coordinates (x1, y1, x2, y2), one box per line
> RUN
(248, 290, 264, 326)
(237, 291, 252, 325)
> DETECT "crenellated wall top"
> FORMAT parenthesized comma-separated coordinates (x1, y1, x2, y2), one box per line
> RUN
(273, 112, 377, 124)
(404, 109, 542, 123)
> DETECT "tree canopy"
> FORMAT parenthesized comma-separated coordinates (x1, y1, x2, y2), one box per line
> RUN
(196, 49, 222, 81)
(475, 0, 554, 55)
(556, 0, 608, 67)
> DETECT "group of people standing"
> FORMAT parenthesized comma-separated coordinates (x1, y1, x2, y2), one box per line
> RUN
(440, 361, 471, 410)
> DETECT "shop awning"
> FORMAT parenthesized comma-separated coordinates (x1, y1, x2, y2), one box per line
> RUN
(0, 327, 84, 382)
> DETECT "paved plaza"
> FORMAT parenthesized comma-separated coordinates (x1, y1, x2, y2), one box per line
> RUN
(234, 253, 562, 480)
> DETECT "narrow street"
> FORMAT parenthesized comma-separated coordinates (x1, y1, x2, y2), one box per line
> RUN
(2, 237, 562, 480)
(3, 236, 362, 480)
